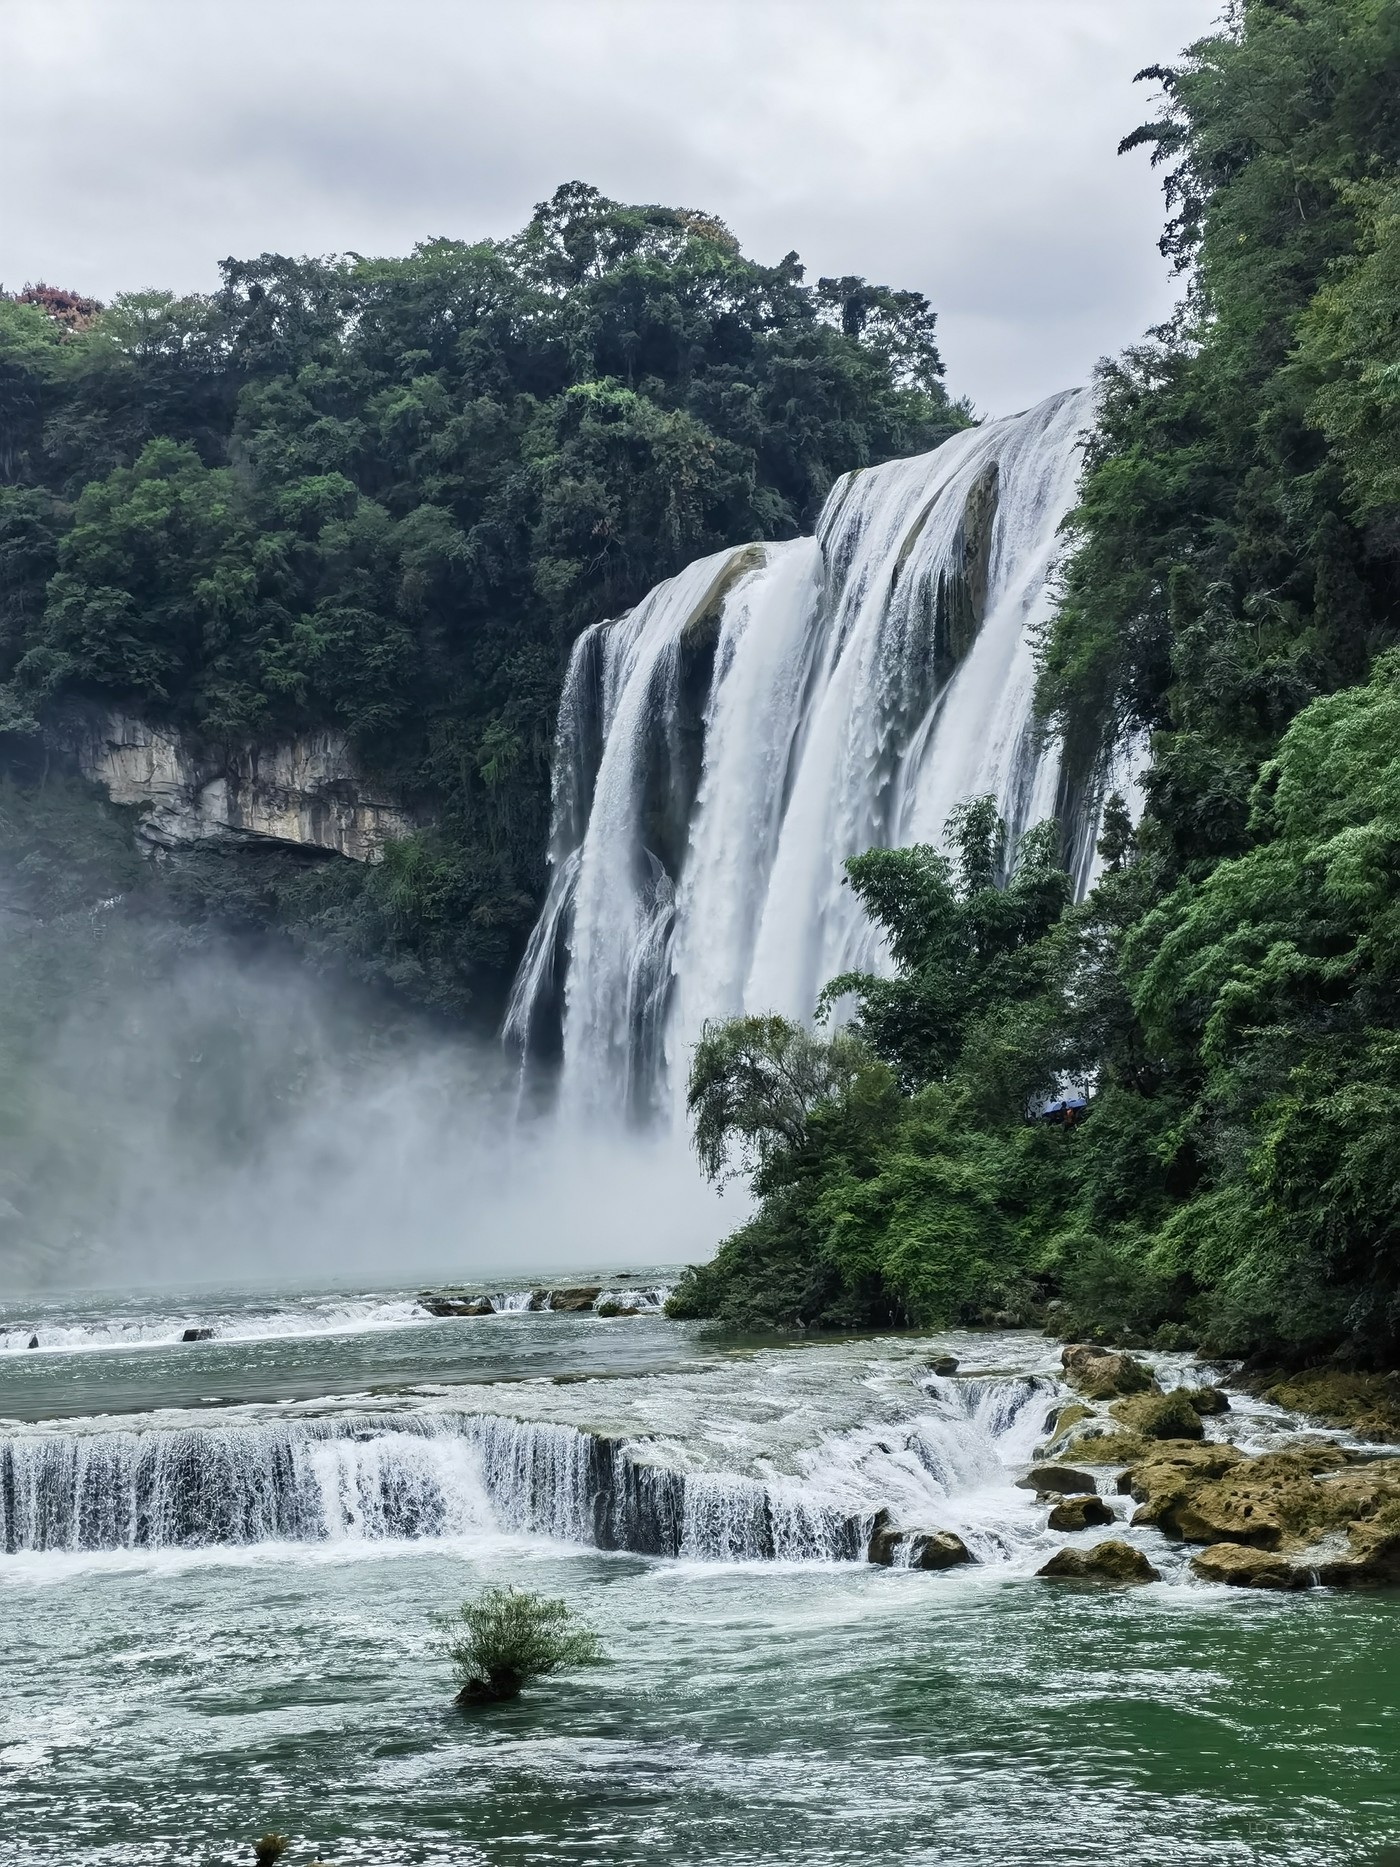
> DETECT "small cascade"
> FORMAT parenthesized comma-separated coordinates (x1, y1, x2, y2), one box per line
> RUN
(0, 1372, 1051, 1563)
(506, 388, 1100, 1121)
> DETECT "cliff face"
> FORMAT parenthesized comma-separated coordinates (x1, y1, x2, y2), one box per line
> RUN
(67, 710, 417, 863)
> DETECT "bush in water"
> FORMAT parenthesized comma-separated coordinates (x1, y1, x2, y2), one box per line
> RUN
(252, 1837, 287, 1867)
(440, 1586, 604, 1705)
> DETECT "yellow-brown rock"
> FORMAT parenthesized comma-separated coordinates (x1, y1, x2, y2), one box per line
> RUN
(1190, 1544, 1307, 1590)
(1061, 1344, 1158, 1401)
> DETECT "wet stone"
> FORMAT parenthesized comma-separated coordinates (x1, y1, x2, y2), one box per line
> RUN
(1016, 1465, 1101, 1496)
(1037, 1540, 1160, 1585)
(1047, 1494, 1115, 1532)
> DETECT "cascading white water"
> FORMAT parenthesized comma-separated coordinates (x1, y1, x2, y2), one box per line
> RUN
(506, 388, 1096, 1120)
(0, 1373, 1057, 1562)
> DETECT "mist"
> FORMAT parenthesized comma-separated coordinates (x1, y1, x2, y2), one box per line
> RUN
(0, 926, 735, 1296)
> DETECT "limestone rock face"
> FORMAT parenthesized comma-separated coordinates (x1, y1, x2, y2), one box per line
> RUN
(1061, 1344, 1158, 1401)
(68, 707, 417, 862)
(1037, 1540, 1160, 1584)
(1047, 1494, 1115, 1532)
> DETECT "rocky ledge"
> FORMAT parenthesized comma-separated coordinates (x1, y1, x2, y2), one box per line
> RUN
(1037, 1343, 1400, 1590)
(418, 1284, 659, 1318)
(66, 706, 418, 862)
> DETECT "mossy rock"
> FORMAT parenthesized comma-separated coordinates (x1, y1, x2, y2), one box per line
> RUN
(1173, 1446, 1381, 1551)
(1037, 1539, 1160, 1584)
(1014, 1464, 1101, 1497)
(1260, 1368, 1400, 1445)
(1110, 1389, 1205, 1442)
(1061, 1344, 1158, 1401)
(1062, 1429, 1150, 1468)
(1036, 1402, 1095, 1455)
(1190, 1544, 1308, 1590)
(1047, 1494, 1116, 1532)
(1121, 1442, 1244, 1531)
(1185, 1385, 1230, 1416)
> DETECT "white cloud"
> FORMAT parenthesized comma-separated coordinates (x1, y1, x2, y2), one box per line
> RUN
(1, 0, 1222, 414)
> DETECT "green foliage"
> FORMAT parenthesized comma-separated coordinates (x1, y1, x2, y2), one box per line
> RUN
(439, 1586, 604, 1705)
(672, 803, 1076, 1331)
(0, 183, 961, 1020)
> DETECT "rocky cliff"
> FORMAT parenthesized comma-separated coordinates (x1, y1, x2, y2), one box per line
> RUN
(66, 709, 417, 863)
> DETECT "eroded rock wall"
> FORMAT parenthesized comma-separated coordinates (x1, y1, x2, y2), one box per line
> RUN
(66, 709, 417, 863)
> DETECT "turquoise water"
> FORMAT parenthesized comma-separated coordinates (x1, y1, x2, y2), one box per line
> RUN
(2, 1289, 1397, 1866)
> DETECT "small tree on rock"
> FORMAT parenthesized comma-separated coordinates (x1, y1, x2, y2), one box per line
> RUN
(439, 1586, 604, 1705)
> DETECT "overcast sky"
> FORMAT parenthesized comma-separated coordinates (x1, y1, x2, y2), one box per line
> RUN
(2, 0, 1222, 416)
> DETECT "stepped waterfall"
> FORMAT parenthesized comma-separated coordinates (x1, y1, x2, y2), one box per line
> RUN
(506, 387, 1097, 1120)
(0, 1373, 1052, 1561)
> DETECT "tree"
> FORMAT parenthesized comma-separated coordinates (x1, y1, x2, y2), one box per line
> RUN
(439, 1587, 604, 1705)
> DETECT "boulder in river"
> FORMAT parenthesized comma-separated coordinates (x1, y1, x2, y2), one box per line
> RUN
(1121, 1442, 1244, 1531)
(866, 1512, 972, 1570)
(1110, 1389, 1206, 1442)
(1037, 1540, 1160, 1584)
(549, 1287, 603, 1312)
(1061, 1344, 1157, 1401)
(1185, 1385, 1230, 1415)
(1047, 1494, 1115, 1532)
(929, 1355, 959, 1376)
(420, 1293, 494, 1316)
(181, 1327, 215, 1342)
(1190, 1543, 1307, 1590)
(1015, 1465, 1101, 1497)
(27, 1334, 38, 1350)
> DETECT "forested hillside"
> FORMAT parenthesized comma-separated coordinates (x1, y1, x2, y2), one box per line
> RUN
(0, 185, 961, 1016)
(674, 0, 1400, 1364)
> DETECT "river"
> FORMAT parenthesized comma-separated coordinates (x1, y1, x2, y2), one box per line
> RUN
(2, 1284, 1397, 1865)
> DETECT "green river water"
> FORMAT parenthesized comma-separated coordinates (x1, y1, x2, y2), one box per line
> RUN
(1, 1286, 1397, 1866)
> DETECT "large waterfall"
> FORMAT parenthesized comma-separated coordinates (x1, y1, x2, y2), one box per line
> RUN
(507, 387, 1096, 1120)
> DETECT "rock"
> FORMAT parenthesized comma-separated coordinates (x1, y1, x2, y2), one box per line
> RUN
(547, 1286, 602, 1313)
(1047, 1494, 1116, 1532)
(1110, 1389, 1205, 1442)
(1261, 1367, 1400, 1444)
(595, 1300, 641, 1317)
(1037, 1540, 1160, 1584)
(1121, 1442, 1244, 1531)
(1185, 1385, 1230, 1415)
(526, 1290, 552, 1311)
(181, 1327, 215, 1342)
(929, 1355, 960, 1376)
(866, 1509, 899, 1565)
(1062, 1344, 1158, 1401)
(1190, 1544, 1307, 1590)
(1039, 1402, 1094, 1450)
(1316, 1504, 1400, 1587)
(1015, 1465, 1101, 1497)
(866, 1512, 973, 1570)
(65, 705, 418, 862)
(27, 1334, 38, 1350)
(1171, 1446, 1360, 1549)
(419, 1294, 493, 1317)
(907, 1530, 974, 1571)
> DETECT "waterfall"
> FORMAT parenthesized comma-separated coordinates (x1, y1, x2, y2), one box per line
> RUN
(505, 388, 1096, 1120)
(0, 1374, 1052, 1562)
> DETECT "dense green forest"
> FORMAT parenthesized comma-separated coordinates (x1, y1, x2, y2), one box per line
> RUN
(672, 0, 1400, 1364)
(0, 185, 961, 1014)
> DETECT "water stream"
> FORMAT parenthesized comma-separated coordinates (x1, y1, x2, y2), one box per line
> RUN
(3, 1290, 1398, 1865)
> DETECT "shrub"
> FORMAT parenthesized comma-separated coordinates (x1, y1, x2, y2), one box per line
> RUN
(252, 1837, 288, 1867)
(439, 1585, 604, 1705)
